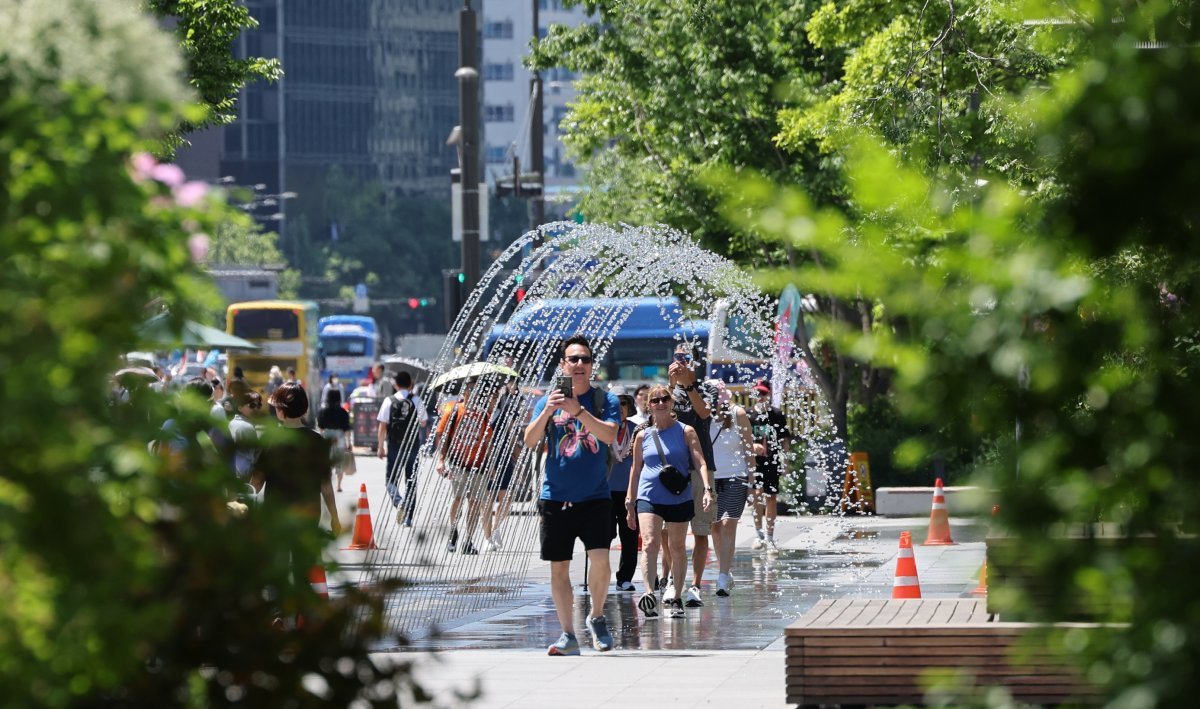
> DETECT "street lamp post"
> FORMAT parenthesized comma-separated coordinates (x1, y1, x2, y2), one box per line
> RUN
(530, 0, 545, 230)
(456, 1, 481, 293)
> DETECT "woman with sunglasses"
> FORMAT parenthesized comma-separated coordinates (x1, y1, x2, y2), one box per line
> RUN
(625, 384, 712, 619)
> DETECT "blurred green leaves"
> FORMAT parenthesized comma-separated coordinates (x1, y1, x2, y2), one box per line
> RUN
(1, 2, 414, 705)
(711, 1, 1200, 703)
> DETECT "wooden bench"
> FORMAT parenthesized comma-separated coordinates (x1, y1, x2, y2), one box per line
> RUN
(786, 599, 1098, 707)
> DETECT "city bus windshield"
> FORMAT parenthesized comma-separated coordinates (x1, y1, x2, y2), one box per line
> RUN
(231, 310, 300, 340)
(320, 336, 368, 356)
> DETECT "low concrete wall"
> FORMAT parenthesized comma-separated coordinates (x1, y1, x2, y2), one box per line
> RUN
(874, 486, 991, 517)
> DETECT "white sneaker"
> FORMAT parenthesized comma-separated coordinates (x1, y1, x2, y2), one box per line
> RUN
(662, 581, 677, 604)
(489, 535, 503, 551)
(751, 537, 766, 551)
(715, 572, 732, 597)
(766, 537, 780, 551)
(684, 585, 703, 607)
(481, 539, 496, 553)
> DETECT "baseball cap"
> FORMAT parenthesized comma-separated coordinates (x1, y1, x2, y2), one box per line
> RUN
(753, 380, 771, 395)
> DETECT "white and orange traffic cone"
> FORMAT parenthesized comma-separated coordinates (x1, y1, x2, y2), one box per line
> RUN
(342, 484, 382, 550)
(892, 531, 922, 599)
(922, 478, 956, 546)
(309, 565, 330, 600)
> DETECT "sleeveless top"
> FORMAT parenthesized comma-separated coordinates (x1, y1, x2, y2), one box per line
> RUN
(637, 422, 692, 505)
(710, 413, 751, 479)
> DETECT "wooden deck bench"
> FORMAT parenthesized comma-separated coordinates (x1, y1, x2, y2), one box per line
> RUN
(785, 599, 1098, 707)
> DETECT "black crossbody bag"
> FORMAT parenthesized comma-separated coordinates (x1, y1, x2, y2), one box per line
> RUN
(649, 428, 690, 496)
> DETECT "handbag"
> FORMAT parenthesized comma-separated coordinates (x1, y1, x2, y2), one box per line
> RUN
(649, 428, 690, 496)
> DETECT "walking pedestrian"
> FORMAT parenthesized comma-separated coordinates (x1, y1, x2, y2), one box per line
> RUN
(227, 383, 262, 481)
(665, 342, 718, 607)
(608, 394, 639, 592)
(480, 377, 526, 551)
(749, 380, 791, 550)
(523, 334, 620, 654)
(706, 381, 756, 596)
(626, 384, 713, 620)
(435, 378, 500, 554)
(318, 388, 354, 493)
(376, 371, 427, 526)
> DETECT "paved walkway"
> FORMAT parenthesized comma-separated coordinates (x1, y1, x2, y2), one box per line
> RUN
(332, 455, 986, 707)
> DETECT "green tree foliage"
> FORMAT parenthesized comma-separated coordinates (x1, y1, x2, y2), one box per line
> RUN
(530, 0, 841, 260)
(208, 215, 287, 268)
(0, 2, 414, 704)
(147, 0, 282, 155)
(715, 0, 1200, 702)
(535, 1, 1063, 443)
(288, 168, 456, 304)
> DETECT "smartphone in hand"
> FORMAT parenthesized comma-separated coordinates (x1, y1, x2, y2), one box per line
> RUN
(555, 375, 573, 398)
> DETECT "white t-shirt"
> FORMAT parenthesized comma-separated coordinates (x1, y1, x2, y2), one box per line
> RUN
(709, 411, 752, 479)
(376, 390, 429, 426)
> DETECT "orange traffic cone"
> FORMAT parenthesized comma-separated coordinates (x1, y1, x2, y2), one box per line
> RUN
(309, 565, 330, 600)
(342, 484, 382, 550)
(892, 531, 922, 599)
(922, 478, 956, 546)
(971, 505, 999, 596)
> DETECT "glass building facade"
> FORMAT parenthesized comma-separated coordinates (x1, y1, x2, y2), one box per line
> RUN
(220, 0, 472, 224)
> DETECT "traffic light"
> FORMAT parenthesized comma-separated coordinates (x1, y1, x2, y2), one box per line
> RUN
(514, 272, 526, 304)
(408, 298, 419, 309)
(443, 269, 466, 331)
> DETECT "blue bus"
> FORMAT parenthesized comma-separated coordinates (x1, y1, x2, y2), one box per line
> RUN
(318, 315, 380, 385)
(484, 297, 710, 390)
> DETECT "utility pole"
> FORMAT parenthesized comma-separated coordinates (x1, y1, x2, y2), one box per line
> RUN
(456, 1, 481, 292)
(530, 0, 545, 230)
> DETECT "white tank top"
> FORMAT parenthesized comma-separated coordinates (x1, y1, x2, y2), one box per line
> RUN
(710, 414, 751, 479)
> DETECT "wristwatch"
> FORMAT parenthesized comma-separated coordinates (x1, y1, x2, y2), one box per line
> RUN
(704, 486, 713, 493)
(684, 383, 697, 392)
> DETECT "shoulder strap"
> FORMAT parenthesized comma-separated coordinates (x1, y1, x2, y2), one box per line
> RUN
(593, 387, 605, 416)
(649, 428, 668, 462)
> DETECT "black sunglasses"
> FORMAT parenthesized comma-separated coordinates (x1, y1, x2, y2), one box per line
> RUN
(649, 395, 672, 405)
(565, 355, 593, 364)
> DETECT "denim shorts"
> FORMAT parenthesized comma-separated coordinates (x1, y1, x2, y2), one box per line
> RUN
(635, 499, 694, 523)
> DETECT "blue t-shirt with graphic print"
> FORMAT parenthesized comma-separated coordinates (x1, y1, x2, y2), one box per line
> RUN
(533, 386, 620, 503)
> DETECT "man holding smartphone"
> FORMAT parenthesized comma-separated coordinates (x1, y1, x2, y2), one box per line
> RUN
(666, 342, 718, 608)
(524, 334, 620, 655)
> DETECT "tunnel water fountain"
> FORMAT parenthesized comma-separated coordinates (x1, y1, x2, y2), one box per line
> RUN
(358, 222, 857, 640)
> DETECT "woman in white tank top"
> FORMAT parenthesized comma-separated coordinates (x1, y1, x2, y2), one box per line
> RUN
(706, 381, 756, 596)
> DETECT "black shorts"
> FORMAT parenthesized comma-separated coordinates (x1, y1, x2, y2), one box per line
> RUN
(538, 498, 612, 561)
(635, 499, 694, 523)
(488, 458, 515, 491)
(754, 467, 781, 495)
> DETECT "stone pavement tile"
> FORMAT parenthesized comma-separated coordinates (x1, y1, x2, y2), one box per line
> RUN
(395, 649, 793, 708)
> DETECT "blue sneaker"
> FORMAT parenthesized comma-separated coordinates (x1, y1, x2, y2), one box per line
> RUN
(586, 615, 614, 652)
(547, 632, 580, 656)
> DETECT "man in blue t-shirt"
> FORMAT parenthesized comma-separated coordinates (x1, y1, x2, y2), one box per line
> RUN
(524, 334, 620, 656)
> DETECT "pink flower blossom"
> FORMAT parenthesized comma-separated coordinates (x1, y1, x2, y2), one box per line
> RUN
(174, 181, 208, 207)
(151, 163, 186, 187)
(188, 233, 210, 263)
(130, 152, 157, 181)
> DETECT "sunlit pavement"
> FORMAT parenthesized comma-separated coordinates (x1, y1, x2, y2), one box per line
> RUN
(329, 453, 986, 707)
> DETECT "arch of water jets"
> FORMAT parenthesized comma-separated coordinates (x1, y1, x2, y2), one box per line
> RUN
(358, 222, 855, 639)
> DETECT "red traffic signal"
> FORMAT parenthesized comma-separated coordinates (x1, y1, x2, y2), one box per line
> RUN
(408, 298, 419, 309)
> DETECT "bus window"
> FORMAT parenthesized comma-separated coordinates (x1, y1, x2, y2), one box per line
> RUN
(321, 337, 368, 356)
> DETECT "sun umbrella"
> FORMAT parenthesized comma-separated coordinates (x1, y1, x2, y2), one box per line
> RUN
(429, 362, 519, 390)
(137, 313, 260, 350)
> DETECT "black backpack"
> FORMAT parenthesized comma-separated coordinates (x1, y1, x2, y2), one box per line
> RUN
(387, 392, 417, 441)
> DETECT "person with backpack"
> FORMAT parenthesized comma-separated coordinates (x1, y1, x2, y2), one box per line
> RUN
(434, 377, 501, 555)
(376, 371, 427, 526)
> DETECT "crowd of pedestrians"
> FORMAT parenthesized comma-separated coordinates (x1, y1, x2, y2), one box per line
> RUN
(116, 330, 797, 654)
